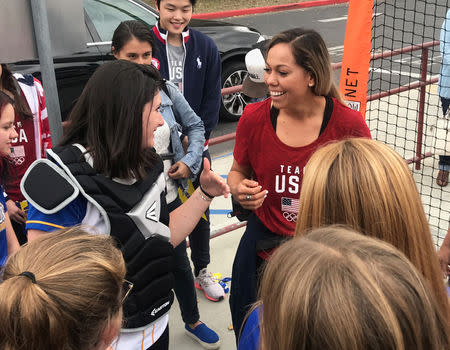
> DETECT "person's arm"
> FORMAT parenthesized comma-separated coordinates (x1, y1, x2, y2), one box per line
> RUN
(25, 197, 85, 241)
(166, 82, 205, 179)
(169, 158, 229, 247)
(5, 212, 19, 255)
(438, 228, 450, 277)
(441, 10, 450, 66)
(27, 229, 46, 241)
(228, 159, 267, 211)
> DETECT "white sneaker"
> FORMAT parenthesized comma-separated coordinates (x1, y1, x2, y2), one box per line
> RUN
(194, 268, 225, 302)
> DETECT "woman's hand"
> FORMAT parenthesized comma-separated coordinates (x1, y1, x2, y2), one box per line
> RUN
(6, 199, 26, 224)
(199, 158, 230, 198)
(234, 179, 267, 210)
(168, 161, 191, 179)
(227, 159, 267, 210)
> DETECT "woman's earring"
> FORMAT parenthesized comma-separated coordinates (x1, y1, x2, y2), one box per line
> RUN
(308, 82, 314, 87)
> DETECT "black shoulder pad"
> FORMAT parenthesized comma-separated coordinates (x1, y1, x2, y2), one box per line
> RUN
(20, 159, 79, 214)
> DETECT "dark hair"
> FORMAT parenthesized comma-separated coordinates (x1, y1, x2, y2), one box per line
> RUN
(268, 28, 343, 102)
(112, 20, 156, 55)
(61, 60, 163, 180)
(0, 90, 13, 115)
(156, 0, 197, 9)
(0, 92, 14, 187)
(0, 63, 32, 120)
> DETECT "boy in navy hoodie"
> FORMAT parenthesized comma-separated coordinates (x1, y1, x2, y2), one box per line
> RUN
(152, 1, 222, 349)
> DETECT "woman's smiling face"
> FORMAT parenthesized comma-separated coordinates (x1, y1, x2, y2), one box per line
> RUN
(141, 91, 164, 149)
(264, 43, 314, 110)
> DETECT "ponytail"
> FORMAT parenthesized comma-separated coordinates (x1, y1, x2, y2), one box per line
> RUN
(0, 227, 125, 350)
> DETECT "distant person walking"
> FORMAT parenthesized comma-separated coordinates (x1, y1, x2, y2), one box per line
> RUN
(437, 9, 450, 187)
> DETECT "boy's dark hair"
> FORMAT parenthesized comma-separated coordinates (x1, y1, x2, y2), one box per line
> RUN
(112, 20, 156, 55)
(156, 0, 197, 9)
(61, 60, 163, 180)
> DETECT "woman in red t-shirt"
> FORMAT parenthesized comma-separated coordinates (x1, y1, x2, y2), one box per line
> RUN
(0, 64, 52, 244)
(227, 28, 371, 341)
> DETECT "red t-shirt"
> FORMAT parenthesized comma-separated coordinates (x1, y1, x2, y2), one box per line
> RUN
(8, 76, 51, 202)
(233, 97, 371, 236)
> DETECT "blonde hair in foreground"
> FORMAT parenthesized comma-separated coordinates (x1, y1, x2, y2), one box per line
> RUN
(258, 226, 450, 350)
(295, 138, 449, 317)
(0, 226, 126, 350)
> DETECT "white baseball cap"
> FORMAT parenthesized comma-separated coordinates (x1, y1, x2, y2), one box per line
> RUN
(242, 47, 269, 98)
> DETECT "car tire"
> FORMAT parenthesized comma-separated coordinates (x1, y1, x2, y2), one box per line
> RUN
(220, 61, 253, 122)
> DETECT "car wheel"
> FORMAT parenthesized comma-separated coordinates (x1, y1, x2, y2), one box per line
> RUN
(220, 61, 253, 122)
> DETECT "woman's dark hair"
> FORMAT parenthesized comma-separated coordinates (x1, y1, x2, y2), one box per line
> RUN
(0, 92, 14, 187)
(0, 63, 32, 120)
(268, 28, 343, 102)
(61, 60, 163, 180)
(156, 0, 197, 8)
(112, 20, 156, 55)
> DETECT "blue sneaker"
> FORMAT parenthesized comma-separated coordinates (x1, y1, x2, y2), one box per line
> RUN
(185, 322, 221, 349)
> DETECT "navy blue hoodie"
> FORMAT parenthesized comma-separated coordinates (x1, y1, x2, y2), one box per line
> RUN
(152, 23, 221, 142)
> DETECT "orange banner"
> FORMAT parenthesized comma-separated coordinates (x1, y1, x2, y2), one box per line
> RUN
(339, 0, 373, 117)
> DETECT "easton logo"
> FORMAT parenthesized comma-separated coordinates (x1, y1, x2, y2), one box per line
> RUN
(150, 301, 170, 316)
(146, 202, 158, 222)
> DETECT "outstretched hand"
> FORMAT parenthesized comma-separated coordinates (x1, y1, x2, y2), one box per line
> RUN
(199, 158, 230, 198)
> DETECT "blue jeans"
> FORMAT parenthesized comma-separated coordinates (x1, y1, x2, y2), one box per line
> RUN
(189, 150, 211, 276)
(168, 198, 200, 325)
(440, 97, 450, 170)
(172, 150, 212, 324)
(229, 214, 272, 343)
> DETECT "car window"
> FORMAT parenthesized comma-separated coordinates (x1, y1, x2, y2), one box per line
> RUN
(84, 0, 158, 42)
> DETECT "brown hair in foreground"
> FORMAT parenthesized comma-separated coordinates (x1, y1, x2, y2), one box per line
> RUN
(258, 226, 450, 350)
(295, 138, 449, 317)
(0, 226, 125, 350)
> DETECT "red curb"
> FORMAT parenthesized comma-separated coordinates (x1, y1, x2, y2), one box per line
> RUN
(192, 0, 349, 20)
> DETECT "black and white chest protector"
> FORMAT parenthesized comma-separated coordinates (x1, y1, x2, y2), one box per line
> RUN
(21, 145, 175, 331)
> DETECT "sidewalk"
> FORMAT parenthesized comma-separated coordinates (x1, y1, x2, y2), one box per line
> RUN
(168, 151, 242, 350)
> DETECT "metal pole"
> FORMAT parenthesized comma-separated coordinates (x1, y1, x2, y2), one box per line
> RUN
(415, 47, 428, 170)
(29, 0, 63, 144)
